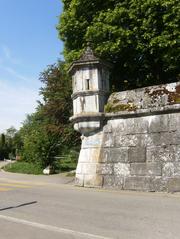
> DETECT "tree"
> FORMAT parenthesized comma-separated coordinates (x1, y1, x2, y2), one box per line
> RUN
(0, 134, 7, 160)
(19, 63, 80, 168)
(20, 110, 61, 167)
(39, 62, 80, 147)
(58, 0, 180, 90)
(0, 127, 23, 160)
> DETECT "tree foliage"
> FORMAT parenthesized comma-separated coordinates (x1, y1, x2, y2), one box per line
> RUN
(0, 127, 22, 160)
(19, 63, 80, 168)
(39, 62, 80, 146)
(58, 0, 180, 89)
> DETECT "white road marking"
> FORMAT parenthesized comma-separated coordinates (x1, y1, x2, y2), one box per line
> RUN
(0, 214, 112, 239)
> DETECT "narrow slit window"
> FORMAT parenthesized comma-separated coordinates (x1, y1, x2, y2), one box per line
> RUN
(86, 79, 90, 90)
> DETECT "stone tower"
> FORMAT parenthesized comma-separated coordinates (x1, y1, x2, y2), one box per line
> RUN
(68, 45, 112, 187)
(69, 45, 112, 135)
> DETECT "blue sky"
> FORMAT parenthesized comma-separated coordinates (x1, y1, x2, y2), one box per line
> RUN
(0, 0, 63, 132)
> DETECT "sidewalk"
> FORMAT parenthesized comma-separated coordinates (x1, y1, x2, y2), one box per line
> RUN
(0, 160, 12, 169)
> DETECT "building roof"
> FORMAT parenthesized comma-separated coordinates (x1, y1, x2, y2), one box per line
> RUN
(77, 45, 99, 62)
(68, 45, 113, 74)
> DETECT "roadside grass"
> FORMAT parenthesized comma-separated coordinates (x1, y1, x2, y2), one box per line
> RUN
(3, 161, 43, 175)
(3, 148, 79, 175)
(3, 153, 78, 176)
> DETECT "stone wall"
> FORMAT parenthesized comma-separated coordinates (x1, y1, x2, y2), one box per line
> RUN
(75, 82, 180, 192)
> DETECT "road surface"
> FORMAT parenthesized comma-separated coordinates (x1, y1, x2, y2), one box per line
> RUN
(0, 170, 180, 239)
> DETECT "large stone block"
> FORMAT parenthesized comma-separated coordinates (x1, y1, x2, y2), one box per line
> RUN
(103, 175, 115, 187)
(159, 132, 180, 145)
(84, 174, 103, 187)
(148, 114, 170, 133)
(114, 163, 130, 176)
(167, 178, 180, 192)
(147, 145, 180, 162)
(130, 162, 162, 176)
(110, 147, 129, 163)
(102, 132, 114, 148)
(144, 133, 161, 146)
(100, 147, 129, 163)
(124, 176, 167, 192)
(77, 163, 99, 175)
(78, 148, 101, 163)
(128, 147, 146, 163)
(110, 118, 148, 135)
(103, 175, 124, 189)
(115, 135, 139, 147)
(169, 113, 180, 131)
(162, 162, 180, 177)
(143, 131, 180, 147)
(124, 176, 153, 191)
(82, 163, 98, 175)
(75, 174, 84, 186)
(96, 163, 113, 175)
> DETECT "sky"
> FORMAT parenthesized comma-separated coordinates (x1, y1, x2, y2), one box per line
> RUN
(0, 0, 63, 132)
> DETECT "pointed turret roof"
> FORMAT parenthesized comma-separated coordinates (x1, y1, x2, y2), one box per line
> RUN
(68, 44, 112, 74)
(78, 44, 98, 62)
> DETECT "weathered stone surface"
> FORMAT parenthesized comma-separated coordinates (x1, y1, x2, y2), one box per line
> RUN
(110, 147, 129, 163)
(167, 178, 180, 192)
(75, 174, 84, 186)
(102, 133, 114, 148)
(82, 163, 98, 175)
(162, 162, 180, 177)
(96, 163, 113, 175)
(114, 163, 130, 176)
(139, 131, 180, 147)
(100, 147, 129, 163)
(103, 175, 115, 187)
(107, 82, 180, 111)
(169, 113, 180, 131)
(128, 147, 146, 163)
(75, 81, 180, 192)
(81, 131, 103, 149)
(147, 145, 180, 162)
(78, 148, 101, 163)
(159, 132, 180, 145)
(148, 114, 170, 133)
(103, 123, 112, 133)
(103, 175, 124, 189)
(124, 176, 167, 192)
(115, 135, 139, 147)
(143, 133, 161, 146)
(109, 118, 148, 135)
(76, 163, 98, 175)
(130, 162, 162, 176)
(84, 174, 103, 187)
(124, 176, 153, 191)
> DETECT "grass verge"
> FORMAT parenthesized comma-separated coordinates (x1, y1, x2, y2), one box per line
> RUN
(3, 161, 43, 175)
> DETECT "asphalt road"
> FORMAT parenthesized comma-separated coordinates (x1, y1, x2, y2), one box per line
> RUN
(0, 171, 180, 239)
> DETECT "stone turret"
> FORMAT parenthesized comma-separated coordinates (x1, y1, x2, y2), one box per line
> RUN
(69, 45, 112, 135)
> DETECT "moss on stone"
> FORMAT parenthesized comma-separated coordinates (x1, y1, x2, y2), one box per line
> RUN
(145, 85, 180, 105)
(174, 96, 180, 103)
(105, 102, 137, 113)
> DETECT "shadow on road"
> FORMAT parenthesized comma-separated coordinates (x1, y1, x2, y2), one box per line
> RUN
(0, 201, 37, 211)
